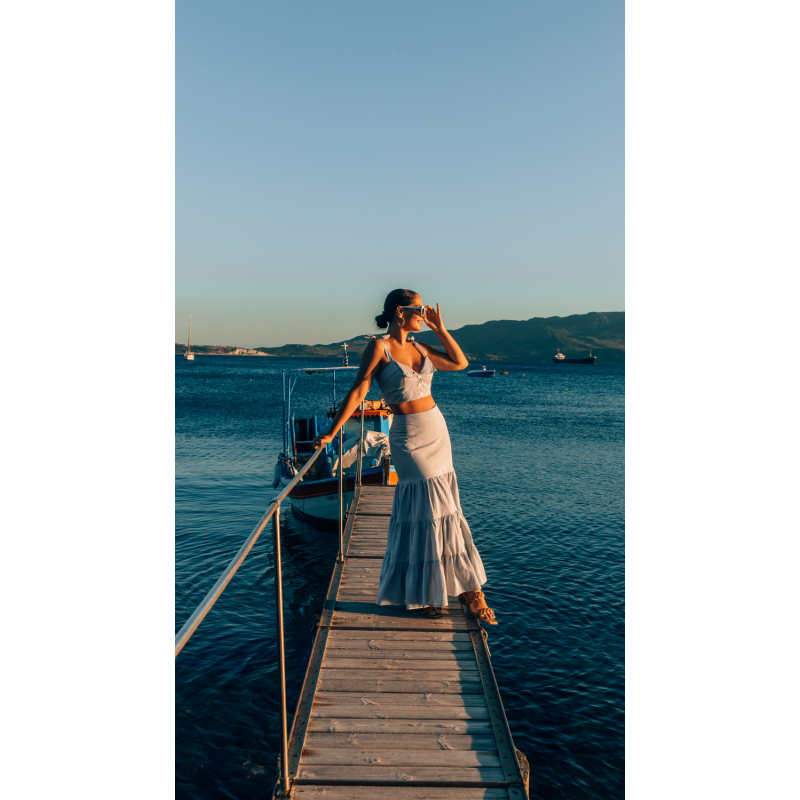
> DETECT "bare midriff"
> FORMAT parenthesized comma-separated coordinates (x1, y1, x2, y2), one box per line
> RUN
(388, 395, 437, 416)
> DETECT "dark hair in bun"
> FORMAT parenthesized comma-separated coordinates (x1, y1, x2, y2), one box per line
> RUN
(375, 288, 418, 329)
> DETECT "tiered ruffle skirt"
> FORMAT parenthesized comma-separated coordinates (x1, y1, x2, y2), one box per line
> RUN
(376, 406, 487, 609)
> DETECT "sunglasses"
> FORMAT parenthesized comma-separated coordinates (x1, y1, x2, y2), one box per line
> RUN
(400, 305, 427, 316)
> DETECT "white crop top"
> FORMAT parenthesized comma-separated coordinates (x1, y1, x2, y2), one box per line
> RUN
(374, 337, 436, 404)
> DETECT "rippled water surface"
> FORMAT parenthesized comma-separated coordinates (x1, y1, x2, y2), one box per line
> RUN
(176, 355, 624, 799)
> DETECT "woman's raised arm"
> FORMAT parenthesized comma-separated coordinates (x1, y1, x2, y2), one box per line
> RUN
(416, 303, 469, 372)
(314, 339, 385, 448)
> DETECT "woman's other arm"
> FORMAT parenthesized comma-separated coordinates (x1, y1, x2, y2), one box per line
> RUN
(314, 339, 385, 448)
(417, 303, 469, 372)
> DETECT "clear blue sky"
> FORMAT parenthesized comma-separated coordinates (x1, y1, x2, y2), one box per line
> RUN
(176, 0, 623, 348)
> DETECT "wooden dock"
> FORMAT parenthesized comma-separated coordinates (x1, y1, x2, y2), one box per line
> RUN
(279, 485, 529, 799)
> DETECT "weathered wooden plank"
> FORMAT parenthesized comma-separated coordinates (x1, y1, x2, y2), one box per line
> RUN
(331, 623, 468, 633)
(347, 537, 388, 542)
(351, 525, 390, 531)
(308, 718, 493, 733)
(306, 733, 498, 750)
(340, 571, 383, 577)
(332, 615, 468, 630)
(335, 602, 463, 614)
(311, 708, 491, 723)
(326, 641, 475, 652)
(321, 669, 473, 682)
(351, 526, 390, 532)
(337, 592, 380, 600)
(294, 765, 506, 783)
(317, 680, 485, 694)
(323, 659, 479, 672)
(337, 582, 380, 588)
(341, 566, 383, 572)
(340, 569, 384, 575)
(293, 787, 510, 799)
(300, 749, 501, 768)
(327, 630, 471, 642)
(334, 605, 466, 618)
(346, 547, 387, 552)
(332, 607, 466, 618)
(322, 649, 476, 661)
(337, 581, 381, 587)
(312, 692, 487, 707)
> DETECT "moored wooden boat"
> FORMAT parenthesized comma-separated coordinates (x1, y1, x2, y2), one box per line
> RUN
(274, 357, 398, 524)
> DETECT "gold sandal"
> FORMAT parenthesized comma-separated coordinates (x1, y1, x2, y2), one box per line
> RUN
(457, 591, 498, 625)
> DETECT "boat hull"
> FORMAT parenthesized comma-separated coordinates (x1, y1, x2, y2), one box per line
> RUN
(282, 469, 388, 523)
(552, 357, 596, 364)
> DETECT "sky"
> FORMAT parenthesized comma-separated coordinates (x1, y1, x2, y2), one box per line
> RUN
(176, 0, 624, 348)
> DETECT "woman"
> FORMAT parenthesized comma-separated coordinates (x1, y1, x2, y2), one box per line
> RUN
(313, 289, 496, 623)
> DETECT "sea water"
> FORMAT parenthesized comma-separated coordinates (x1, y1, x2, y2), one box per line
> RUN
(176, 356, 624, 799)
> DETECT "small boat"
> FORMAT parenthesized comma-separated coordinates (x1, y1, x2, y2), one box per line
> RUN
(184, 315, 195, 360)
(273, 346, 398, 524)
(552, 348, 596, 365)
(468, 366, 496, 377)
(501, 371, 508, 375)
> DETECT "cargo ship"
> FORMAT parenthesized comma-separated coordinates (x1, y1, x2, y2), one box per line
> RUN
(553, 348, 596, 364)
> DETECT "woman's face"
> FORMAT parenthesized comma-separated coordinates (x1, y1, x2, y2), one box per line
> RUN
(399, 293, 425, 331)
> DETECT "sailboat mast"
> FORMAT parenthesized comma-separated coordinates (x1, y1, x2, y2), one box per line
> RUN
(188, 315, 192, 352)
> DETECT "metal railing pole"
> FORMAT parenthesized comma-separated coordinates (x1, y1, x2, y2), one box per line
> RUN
(175, 445, 323, 657)
(357, 400, 365, 487)
(273, 502, 290, 796)
(337, 427, 344, 562)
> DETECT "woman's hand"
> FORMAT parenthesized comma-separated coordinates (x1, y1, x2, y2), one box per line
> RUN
(424, 303, 444, 333)
(314, 433, 335, 450)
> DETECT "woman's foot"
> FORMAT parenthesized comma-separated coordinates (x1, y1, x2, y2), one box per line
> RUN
(418, 606, 443, 618)
(457, 591, 498, 625)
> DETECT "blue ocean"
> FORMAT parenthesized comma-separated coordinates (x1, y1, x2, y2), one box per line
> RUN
(175, 355, 624, 799)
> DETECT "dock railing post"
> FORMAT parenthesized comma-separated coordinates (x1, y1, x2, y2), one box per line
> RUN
(337, 427, 344, 563)
(273, 501, 290, 797)
(356, 399, 365, 487)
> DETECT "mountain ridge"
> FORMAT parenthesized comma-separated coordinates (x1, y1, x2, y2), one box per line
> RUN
(175, 311, 625, 363)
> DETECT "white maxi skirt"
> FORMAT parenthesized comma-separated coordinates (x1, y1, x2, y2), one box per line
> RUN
(376, 405, 487, 609)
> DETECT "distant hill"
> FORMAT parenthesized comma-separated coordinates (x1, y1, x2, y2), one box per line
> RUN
(175, 344, 239, 355)
(234, 311, 624, 363)
(415, 311, 624, 363)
